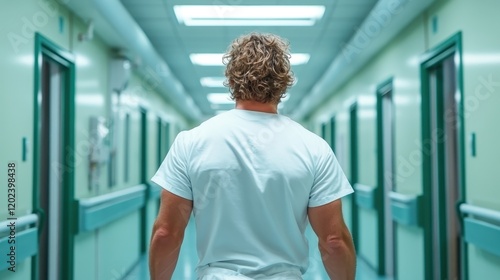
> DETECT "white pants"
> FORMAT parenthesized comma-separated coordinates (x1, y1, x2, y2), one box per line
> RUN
(197, 267, 303, 280)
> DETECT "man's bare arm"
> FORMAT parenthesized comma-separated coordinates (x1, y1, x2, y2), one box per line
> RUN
(308, 199, 356, 280)
(149, 190, 192, 280)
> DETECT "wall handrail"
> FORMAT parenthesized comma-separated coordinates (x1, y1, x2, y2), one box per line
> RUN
(353, 184, 376, 209)
(354, 183, 376, 192)
(78, 184, 147, 233)
(388, 192, 421, 226)
(460, 203, 500, 223)
(389, 191, 419, 203)
(0, 214, 38, 235)
(79, 184, 146, 207)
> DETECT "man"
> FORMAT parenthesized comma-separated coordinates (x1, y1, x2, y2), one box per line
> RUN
(150, 33, 356, 280)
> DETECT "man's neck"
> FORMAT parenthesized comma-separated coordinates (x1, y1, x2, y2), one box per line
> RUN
(235, 100, 278, 114)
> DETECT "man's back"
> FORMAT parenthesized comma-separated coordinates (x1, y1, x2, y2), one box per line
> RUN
(149, 33, 355, 280)
(152, 109, 353, 279)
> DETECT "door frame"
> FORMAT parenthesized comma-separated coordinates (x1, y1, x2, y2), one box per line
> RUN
(375, 77, 395, 276)
(349, 102, 359, 248)
(32, 33, 76, 280)
(330, 116, 336, 152)
(157, 117, 163, 167)
(420, 32, 468, 280)
(140, 107, 149, 254)
(320, 122, 327, 141)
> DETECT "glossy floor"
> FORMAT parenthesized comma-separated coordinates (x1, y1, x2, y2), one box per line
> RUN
(130, 219, 388, 279)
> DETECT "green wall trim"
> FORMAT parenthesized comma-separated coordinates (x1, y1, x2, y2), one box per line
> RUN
(0, 228, 38, 271)
(354, 184, 376, 209)
(77, 185, 147, 233)
(463, 218, 500, 257)
(389, 192, 421, 226)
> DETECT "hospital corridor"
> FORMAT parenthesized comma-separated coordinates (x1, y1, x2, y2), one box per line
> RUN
(1, 0, 500, 279)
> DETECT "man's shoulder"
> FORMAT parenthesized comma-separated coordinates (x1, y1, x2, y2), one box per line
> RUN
(179, 113, 231, 139)
(285, 119, 327, 144)
(189, 112, 232, 133)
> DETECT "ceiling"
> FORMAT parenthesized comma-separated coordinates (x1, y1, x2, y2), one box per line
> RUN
(119, 0, 378, 117)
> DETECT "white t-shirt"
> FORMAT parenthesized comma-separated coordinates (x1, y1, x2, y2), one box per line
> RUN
(151, 109, 353, 279)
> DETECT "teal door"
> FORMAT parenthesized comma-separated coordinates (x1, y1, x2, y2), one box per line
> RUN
(38, 53, 65, 280)
(376, 79, 395, 276)
(421, 33, 467, 280)
(33, 33, 76, 280)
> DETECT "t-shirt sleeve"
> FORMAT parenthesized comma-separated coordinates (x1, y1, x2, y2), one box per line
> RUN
(151, 131, 193, 200)
(309, 141, 354, 207)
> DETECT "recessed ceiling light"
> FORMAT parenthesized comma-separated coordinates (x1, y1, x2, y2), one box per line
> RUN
(191, 53, 310, 66)
(174, 5, 325, 26)
(207, 93, 234, 104)
(200, 77, 226, 87)
(290, 54, 310, 65)
(190, 54, 224, 66)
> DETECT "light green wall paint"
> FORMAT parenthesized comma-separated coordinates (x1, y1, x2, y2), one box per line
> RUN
(74, 232, 96, 280)
(98, 212, 141, 280)
(335, 109, 351, 179)
(468, 246, 500, 278)
(357, 104, 377, 187)
(0, 259, 31, 280)
(146, 199, 159, 250)
(397, 225, 424, 280)
(0, 0, 190, 279)
(147, 113, 160, 179)
(71, 17, 109, 199)
(0, 0, 70, 221)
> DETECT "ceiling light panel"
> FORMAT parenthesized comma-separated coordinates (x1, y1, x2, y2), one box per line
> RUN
(290, 54, 310, 65)
(207, 93, 234, 104)
(174, 5, 325, 26)
(190, 54, 224, 66)
(200, 77, 226, 87)
(191, 53, 310, 66)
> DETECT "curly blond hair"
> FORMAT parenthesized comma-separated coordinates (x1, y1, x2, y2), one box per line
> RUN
(223, 33, 295, 104)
